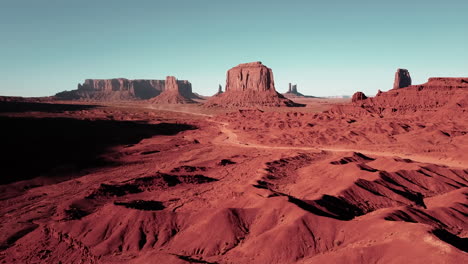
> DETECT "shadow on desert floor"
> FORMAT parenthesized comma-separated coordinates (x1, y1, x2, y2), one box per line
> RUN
(0, 116, 197, 185)
(0, 101, 98, 114)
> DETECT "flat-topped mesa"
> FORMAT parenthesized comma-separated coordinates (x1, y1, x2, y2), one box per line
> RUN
(55, 77, 197, 101)
(56, 78, 166, 100)
(351, 91, 368, 102)
(393, 68, 412, 89)
(205, 61, 303, 107)
(78, 78, 166, 95)
(79, 78, 130, 92)
(225, 61, 276, 93)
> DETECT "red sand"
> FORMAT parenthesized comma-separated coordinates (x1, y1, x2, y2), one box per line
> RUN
(0, 79, 467, 263)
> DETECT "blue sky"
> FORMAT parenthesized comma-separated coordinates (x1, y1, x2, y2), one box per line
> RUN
(1, 0, 467, 97)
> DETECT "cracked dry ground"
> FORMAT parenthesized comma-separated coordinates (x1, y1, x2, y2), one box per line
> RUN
(0, 104, 467, 264)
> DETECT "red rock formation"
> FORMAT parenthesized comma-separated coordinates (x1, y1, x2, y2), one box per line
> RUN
(164, 76, 178, 91)
(292, 84, 297, 93)
(131, 80, 166, 99)
(284, 83, 306, 98)
(55, 78, 165, 101)
(225, 62, 275, 93)
(149, 76, 196, 104)
(213, 84, 224, 96)
(333, 77, 468, 116)
(393, 68, 412, 89)
(80, 79, 132, 92)
(351, 92, 367, 102)
(421, 77, 468, 87)
(205, 62, 303, 107)
(55, 77, 198, 102)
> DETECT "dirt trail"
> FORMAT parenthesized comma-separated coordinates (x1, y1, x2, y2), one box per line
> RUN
(213, 121, 467, 168)
(146, 107, 467, 168)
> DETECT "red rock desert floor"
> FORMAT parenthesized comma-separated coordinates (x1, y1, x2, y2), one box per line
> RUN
(0, 96, 467, 264)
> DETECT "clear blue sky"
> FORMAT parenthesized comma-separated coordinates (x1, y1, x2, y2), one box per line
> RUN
(1, 0, 467, 97)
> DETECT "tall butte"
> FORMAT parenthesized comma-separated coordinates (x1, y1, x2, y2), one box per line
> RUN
(205, 61, 302, 107)
(149, 76, 196, 104)
(393, 68, 412, 89)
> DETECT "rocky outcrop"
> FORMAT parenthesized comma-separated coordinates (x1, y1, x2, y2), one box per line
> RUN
(351, 92, 368, 102)
(149, 76, 196, 104)
(205, 62, 303, 107)
(393, 69, 412, 89)
(422, 77, 468, 87)
(332, 77, 468, 116)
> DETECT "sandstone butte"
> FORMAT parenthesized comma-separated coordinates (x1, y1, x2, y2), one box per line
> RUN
(205, 61, 303, 107)
(283, 83, 306, 98)
(393, 68, 412, 89)
(149, 76, 197, 104)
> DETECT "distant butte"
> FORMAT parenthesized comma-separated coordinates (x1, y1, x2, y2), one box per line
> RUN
(393, 68, 412, 89)
(283, 83, 307, 98)
(214, 84, 223, 96)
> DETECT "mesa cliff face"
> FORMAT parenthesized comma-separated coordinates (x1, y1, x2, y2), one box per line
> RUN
(225, 62, 276, 93)
(56, 78, 165, 101)
(205, 62, 303, 107)
(54, 77, 196, 101)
